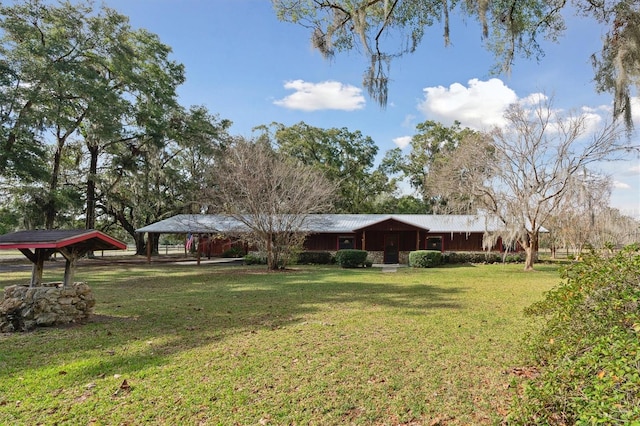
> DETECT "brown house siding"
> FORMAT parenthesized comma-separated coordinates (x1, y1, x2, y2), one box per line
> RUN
(304, 231, 502, 253)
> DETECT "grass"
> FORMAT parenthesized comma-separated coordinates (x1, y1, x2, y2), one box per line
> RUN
(0, 261, 559, 425)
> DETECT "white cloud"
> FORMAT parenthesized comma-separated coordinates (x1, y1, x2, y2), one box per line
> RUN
(417, 78, 518, 130)
(393, 136, 412, 149)
(629, 164, 640, 175)
(613, 180, 632, 189)
(274, 80, 365, 111)
(519, 92, 549, 106)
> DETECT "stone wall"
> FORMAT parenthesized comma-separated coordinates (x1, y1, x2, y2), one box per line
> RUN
(0, 282, 95, 332)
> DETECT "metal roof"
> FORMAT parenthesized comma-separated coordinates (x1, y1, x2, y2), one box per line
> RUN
(135, 214, 507, 234)
(0, 229, 127, 251)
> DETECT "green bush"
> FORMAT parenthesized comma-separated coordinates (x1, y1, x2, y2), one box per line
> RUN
(221, 246, 245, 258)
(296, 251, 333, 265)
(441, 251, 525, 264)
(243, 253, 267, 265)
(334, 249, 368, 268)
(508, 244, 640, 424)
(409, 250, 442, 268)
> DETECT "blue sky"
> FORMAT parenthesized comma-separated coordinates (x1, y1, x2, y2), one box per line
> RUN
(104, 0, 640, 217)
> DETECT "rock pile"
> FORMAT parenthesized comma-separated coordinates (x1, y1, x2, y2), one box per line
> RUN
(0, 282, 95, 332)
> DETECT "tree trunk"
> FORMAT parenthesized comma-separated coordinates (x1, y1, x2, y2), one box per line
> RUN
(135, 232, 147, 255)
(45, 141, 64, 229)
(267, 232, 276, 270)
(523, 231, 539, 271)
(85, 143, 99, 230)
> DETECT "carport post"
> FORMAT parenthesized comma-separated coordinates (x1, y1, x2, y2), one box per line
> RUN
(146, 232, 152, 264)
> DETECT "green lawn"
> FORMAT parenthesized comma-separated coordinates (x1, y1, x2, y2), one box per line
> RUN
(0, 262, 558, 425)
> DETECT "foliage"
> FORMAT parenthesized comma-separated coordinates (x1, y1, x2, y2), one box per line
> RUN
(592, 0, 640, 127)
(269, 122, 395, 213)
(334, 249, 368, 268)
(243, 252, 267, 265)
(103, 106, 231, 254)
(0, 0, 185, 229)
(384, 121, 478, 209)
(509, 245, 640, 424)
(372, 194, 432, 214)
(409, 250, 442, 268)
(221, 247, 245, 258)
(296, 251, 333, 265)
(0, 0, 231, 248)
(442, 251, 524, 264)
(274, 0, 640, 125)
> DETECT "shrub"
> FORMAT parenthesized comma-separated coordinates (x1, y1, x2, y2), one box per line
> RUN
(334, 249, 368, 268)
(504, 253, 525, 263)
(442, 251, 525, 264)
(243, 253, 267, 265)
(409, 250, 442, 268)
(221, 246, 245, 258)
(296, 251, 333, 265)
(508, 244, 640, 424)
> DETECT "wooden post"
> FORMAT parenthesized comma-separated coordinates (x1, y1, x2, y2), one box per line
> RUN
(32, 249, 46, 287)
(20, 248, 47, 287)
(59, 248, 77, 288)
(416, 230, 420, 250)
(361, 231, 366, 251)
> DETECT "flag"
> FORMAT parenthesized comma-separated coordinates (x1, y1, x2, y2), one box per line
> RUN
(186, 233, 194, 251)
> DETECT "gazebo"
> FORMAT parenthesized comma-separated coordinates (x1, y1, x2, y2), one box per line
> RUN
(0, 229, 126, 287)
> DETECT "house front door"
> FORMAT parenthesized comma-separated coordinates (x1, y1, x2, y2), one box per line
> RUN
(384, 234, 399, 264)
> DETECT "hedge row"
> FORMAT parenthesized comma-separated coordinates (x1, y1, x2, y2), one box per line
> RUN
(443, 251, 525, 265)
(243, 250, 527, 267)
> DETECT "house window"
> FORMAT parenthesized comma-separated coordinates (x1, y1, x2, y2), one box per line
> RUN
(426, 236, 442, 251)
(338, 236, 355, 250)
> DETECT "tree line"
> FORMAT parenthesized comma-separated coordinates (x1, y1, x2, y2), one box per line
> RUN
(1, 0, 637, 269)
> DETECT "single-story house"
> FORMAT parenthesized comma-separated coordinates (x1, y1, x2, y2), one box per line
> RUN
(136, 214, 516, 264)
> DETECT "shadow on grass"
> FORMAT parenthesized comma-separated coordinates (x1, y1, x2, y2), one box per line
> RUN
(0, 264, 466, 383)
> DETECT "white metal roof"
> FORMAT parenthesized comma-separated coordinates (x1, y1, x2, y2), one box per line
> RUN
(135, 214, 506, 234)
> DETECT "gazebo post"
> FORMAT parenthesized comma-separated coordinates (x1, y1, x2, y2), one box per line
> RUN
(19, 248, 50, 287)
(31, 249, 46, 287)
(58, 247, 83, 287)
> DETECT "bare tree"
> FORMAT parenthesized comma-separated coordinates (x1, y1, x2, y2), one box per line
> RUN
(212, 137, 335, 270)
(427, 97, 629, 270)
(542, 172, 612, 258)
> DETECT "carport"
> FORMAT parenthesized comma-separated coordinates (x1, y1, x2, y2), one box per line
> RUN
(0, 229, 126, 287)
